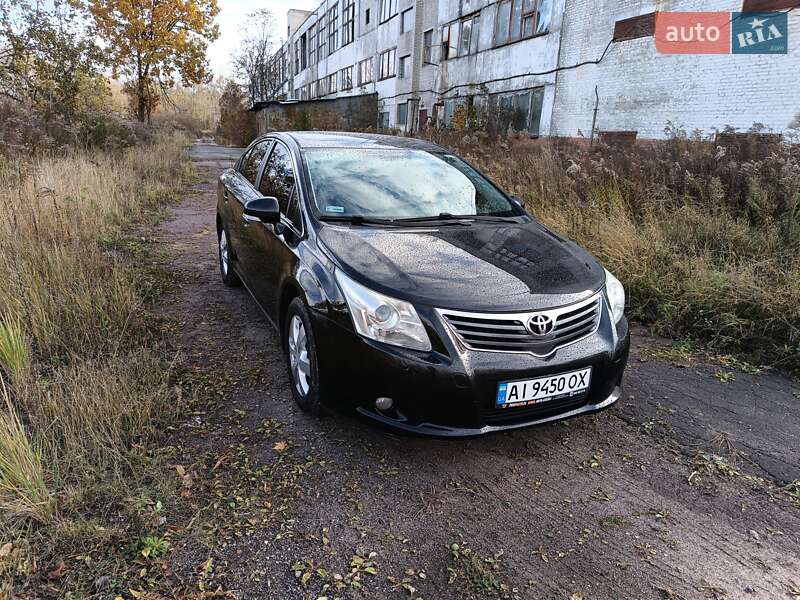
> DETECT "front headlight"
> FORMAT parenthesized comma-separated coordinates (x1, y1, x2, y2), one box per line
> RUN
(604, 268, 625, 323)
(334, 270, 432, 352)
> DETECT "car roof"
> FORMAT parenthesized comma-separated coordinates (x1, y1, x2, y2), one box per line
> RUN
(273, 131, 446, 152)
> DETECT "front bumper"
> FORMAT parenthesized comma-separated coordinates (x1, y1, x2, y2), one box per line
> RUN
(357, 386, 623, 437)
(313, 301, 630, 437)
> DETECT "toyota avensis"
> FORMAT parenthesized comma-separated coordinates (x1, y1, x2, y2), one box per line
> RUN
(216, 132, 630, 436)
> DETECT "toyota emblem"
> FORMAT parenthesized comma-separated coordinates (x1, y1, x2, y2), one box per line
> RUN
(528, 314, 554, 337)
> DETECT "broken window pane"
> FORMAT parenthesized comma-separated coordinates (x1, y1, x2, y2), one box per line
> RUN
(536, 0, 552, 33)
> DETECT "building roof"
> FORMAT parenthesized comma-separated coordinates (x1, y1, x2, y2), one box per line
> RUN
(283, 131, 445, 151)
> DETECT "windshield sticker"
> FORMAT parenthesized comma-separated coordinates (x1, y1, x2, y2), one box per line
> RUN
(326, 205, 345, 213)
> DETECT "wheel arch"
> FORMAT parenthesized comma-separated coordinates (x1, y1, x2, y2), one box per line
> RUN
(278, 267, 329, 336)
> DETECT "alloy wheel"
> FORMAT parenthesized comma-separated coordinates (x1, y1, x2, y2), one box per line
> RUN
(288, 315, 311, 396)
(219, 229, 229, 275)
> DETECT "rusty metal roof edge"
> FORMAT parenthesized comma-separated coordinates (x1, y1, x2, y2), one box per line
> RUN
(250, 92, 379, 112)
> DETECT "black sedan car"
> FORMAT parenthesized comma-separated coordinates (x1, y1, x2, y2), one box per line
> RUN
(216, 132, 629, 436)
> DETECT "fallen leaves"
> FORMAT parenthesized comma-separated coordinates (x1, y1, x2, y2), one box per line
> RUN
(175, 464, 195, 497)
(0, 542, 12, 558)
(47, 559, 65, 580)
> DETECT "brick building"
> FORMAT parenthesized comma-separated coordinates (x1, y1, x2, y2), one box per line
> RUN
(257, 0, 799, 138)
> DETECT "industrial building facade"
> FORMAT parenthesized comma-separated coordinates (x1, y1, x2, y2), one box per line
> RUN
(259, 0, 799, 138)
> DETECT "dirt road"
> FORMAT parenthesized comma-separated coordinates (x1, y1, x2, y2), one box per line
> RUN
(156, 141, 800, 600)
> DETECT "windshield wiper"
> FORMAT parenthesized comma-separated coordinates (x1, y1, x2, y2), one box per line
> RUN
(393, 213, 520, 225)
(467, 215, 521, 223)
(392, 213, 473, 225)
(319, 215, 402, 227)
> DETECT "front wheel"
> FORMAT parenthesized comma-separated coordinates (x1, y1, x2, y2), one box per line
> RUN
(284, 298, 325, 415)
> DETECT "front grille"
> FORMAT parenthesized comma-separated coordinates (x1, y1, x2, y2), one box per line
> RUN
(438, 293, 602, 356)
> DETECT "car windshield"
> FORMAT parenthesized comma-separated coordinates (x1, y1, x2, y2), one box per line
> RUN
(303, 148, 517, 220)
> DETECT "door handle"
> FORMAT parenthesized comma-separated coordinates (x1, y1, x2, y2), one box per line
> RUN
(223, 189, 229, 202)
(241, 214, 260, 226)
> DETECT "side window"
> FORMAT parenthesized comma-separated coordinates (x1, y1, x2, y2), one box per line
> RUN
(286, 188, 303, 232)
(259, 143, 296, 215)
(239, 141, 271, 185)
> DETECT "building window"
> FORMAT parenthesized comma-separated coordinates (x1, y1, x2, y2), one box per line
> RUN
(495, 0, 552, 46)
(492, 87, 544, 135)
(317, 78, 328, 97)
(440, 22, 456, 59)
(378, 48, 396, 79)
(342, 0, 355, 46)
(318, 15, 327, 57)
(401, 7, 414, 32)
(309, 23, 317, 65)
(294, 40, 301, 72)
(358, 57, 374, 85)
(422, 29, 433, 63)
(397, 102, 408, 128)
(379, 111, 390, 128)
(328, 4, 339, 53)
(300, 33, 308, 70)
(328, 72, 338, 93)
(341, 65, 353, 89)
(443, 99, 457, 127)
(443, 13, 480, 60)
(365, 8, 370, 24)
(398, 54, 411, 78)
(460, 14, 480, 55)
(380, 0, 398, 23)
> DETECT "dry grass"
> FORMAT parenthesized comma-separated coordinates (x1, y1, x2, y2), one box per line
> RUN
(0, 132, 193, 595)
(0, 316, 29, 388)
(0, 381, 54, 523)
(426, 129, 800, 372)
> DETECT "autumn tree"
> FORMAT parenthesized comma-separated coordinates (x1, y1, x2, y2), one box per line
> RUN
(75, 0, 220, 123)
(0, 0, 105, 117)
(233, 9, 277, 106)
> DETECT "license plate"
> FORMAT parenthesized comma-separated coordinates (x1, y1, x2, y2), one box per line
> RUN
(496, 367, 592, 408)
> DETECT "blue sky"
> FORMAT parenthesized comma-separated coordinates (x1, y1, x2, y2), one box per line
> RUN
(208, 0, 317, 78)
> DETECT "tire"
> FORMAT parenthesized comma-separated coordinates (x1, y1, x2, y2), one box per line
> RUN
(218, 224, 241, 287)
(284, 298, 325, 416)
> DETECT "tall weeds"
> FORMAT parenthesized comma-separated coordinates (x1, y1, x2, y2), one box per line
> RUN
(0, 133, 193, 590)
(0, 381, 54, 523)
(427, 129, 800, 371)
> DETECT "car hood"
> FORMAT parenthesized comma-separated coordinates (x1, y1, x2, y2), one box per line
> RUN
(318, 221, 606, 311)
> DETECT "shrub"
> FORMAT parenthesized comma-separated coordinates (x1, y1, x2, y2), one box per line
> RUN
(216, 80, 257, 146)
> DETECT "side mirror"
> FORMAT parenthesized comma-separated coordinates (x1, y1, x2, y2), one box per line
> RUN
(244, 196, 280, 223)
(511, 196, 527, 213)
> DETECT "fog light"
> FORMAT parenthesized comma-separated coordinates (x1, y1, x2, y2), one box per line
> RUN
(375, 397, 394, 411)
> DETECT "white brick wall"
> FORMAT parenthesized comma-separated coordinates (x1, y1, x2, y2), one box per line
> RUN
(551, 0, 800, 139)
